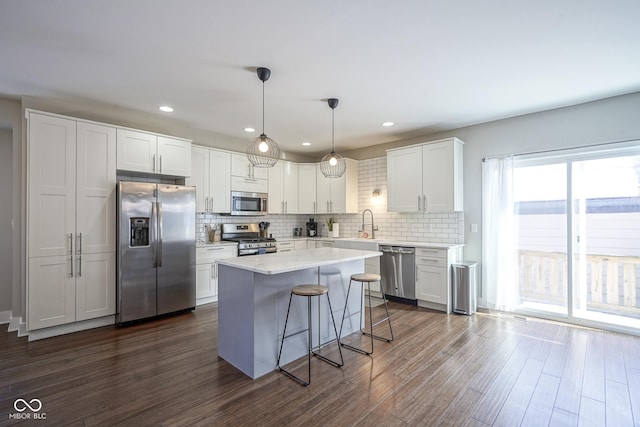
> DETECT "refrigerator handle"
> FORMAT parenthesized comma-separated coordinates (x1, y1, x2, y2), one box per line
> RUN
(152, 202, 158, 267)
(157, 202, 163, 267)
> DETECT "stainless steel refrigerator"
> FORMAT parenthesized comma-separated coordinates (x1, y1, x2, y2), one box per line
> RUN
(117, 181, 196, 324)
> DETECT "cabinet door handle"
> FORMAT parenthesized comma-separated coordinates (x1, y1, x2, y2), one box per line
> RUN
(313, 202, 316, 213)
(153, 154, 156, 172)
(418, 195, 421, 211)
(77, 233, 82, 277)
(281, 201, 285, 213)
(204, 196, 209, 212)
(285, 201, 288, 213)
(423, 195, 427, 212)
(69, 233, 74, 278)
(214, 263, 218, 280)
(159, 155, 163, 173)
(211, 264, 215, 279)
(210, 196, 214, 212)
(420, 258, 439, 263)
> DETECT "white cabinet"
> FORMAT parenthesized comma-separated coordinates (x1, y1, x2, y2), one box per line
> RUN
(298, 164, 317, 214)
(277, 239, 308, 252)
(315, 159, 359, 214)
(268, 161, 298, 214)
(196, 245, 237, 305)
(231, 153, 268, 193)
(387, 138, 463, 213)
(117, 129, 191, 176)
(314, 239, 335, 248)
(276, 240, 295, 253)
(27, 111, 117, 330)
(187, 146, 231, 213)
(415, 247, 461, 313)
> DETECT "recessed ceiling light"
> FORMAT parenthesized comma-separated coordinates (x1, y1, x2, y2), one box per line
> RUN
(302, 141, 311, 146)
(158, 105, 174, 113)
(244, 127, 255, 133)
(382, 121, 394, 127)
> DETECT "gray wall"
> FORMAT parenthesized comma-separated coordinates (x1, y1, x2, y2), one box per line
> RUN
(344, 91, 640, 302)
(0, 97, 22, 318)
(0, 129, 12, 311)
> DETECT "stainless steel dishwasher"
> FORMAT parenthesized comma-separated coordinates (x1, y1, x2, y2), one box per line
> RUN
(380, 245, 416, 301)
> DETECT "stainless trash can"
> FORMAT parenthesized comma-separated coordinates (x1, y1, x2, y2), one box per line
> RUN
(451, 262, 477, 315)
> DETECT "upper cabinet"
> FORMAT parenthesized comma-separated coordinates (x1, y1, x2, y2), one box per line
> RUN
(186, 145, 231, 213)
(387, 138, 463, 213)
(315, 158, 359, 214)
(230, 153, 268, 193)
(268, 161, 299, 214)
(116, 129, 191, 177)
(297, 164, 317, 214)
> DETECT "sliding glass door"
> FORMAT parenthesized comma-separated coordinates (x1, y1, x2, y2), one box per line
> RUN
(571, 155, 640, 330)
(503, 145, 640, 333)
(513, 161, 569, 316)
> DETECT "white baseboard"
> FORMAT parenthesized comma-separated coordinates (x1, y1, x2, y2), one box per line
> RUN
(8, 316, 22, 332)
(17, 321, 27, 337)
(28, 316, 115, 341)
(196, 296, 218, 306)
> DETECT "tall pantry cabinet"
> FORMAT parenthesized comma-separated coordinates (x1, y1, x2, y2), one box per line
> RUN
(27, 111, 116, 331)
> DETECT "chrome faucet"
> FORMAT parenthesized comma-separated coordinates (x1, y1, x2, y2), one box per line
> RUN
(361, 209, 377, 239)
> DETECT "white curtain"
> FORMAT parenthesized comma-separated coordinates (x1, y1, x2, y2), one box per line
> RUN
(482, 156, 520, 311)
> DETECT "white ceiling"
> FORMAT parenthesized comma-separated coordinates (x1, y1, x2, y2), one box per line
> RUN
(1, 0, 639, 156)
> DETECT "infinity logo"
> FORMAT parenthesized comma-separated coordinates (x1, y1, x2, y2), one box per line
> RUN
(14, 398, 42, 412)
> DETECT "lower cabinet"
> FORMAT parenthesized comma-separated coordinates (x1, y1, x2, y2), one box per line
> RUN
(28, 252, 116, 330)
(196, 245, 237, 305)
(277, 239, 309, 252)
(276, 240, 295, 253)
(314, 239, 335, 248)
(415, 247, 461, 313)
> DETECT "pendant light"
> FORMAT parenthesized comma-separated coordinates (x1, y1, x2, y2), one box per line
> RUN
(320, 98, 346, 178)
(247, 67, 280, 167)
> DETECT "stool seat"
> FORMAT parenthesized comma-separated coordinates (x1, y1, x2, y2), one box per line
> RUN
(292, 285, 329, 296)
(350, 273, 381, 283)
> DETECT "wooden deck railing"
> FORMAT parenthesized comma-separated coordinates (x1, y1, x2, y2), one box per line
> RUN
(518, 250, 640, 315)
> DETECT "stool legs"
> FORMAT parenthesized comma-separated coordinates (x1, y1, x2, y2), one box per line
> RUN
(339, 277, 394, 356)
(277, 292, 343, 386)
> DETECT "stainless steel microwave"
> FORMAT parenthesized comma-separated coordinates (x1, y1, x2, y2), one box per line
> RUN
(230, 191, 268, 216)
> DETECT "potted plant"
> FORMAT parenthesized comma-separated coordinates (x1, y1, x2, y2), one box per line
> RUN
(326, 217, 339, 237)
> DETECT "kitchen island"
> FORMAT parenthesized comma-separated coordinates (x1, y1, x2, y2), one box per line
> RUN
(216, 247, 381, 379)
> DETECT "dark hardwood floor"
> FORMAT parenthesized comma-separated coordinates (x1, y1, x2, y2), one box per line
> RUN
(1, 302, 639, 426)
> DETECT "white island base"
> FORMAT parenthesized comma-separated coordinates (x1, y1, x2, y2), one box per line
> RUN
(217, 248, 381, 379)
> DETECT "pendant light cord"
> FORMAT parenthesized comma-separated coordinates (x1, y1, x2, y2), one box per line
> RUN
(331, 106, 335, 153)
(262, 80, 265, 135)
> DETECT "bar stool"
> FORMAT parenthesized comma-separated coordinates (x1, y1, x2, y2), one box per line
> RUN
(339, 273, 394, 355)
(277, 284, 344, 386)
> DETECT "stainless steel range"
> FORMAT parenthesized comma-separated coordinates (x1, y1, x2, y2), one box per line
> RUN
(221, 223, 277, 256)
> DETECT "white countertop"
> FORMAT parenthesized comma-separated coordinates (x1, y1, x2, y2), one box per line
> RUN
(216, 247, 381, 275)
